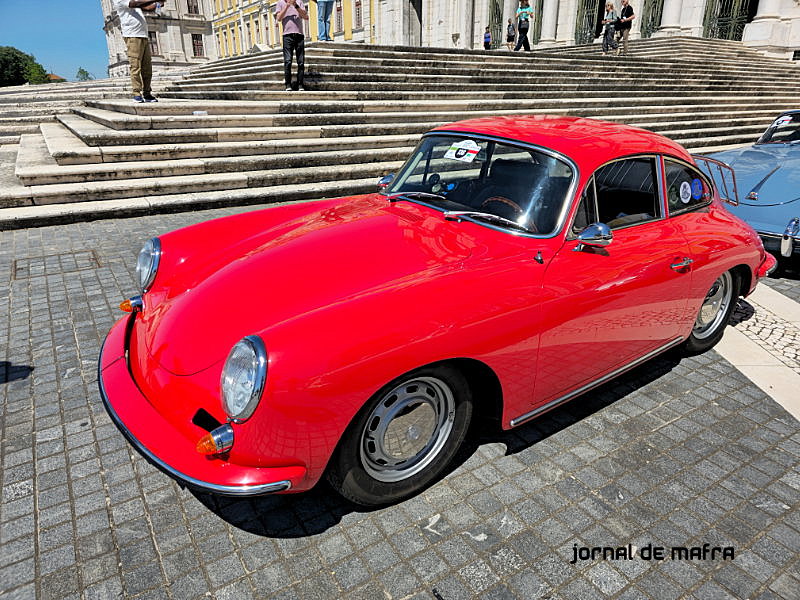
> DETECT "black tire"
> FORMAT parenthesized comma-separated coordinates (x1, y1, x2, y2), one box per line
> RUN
(682, 269, 740, 355)
(326, 364, 473, 507)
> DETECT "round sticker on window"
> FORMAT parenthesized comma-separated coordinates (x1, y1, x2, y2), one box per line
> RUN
(691, 178, 703, 200)
(680, 181, 692, 204)
(444, 140, 481, 163)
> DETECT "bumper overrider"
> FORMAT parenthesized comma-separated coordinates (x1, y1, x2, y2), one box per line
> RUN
(98, 316, 306, 496)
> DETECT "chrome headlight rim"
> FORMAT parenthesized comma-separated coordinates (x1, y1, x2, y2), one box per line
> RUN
(220, 335, 267, 423)
(136, 237, 161, 293)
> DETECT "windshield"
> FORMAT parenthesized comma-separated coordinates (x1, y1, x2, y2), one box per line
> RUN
(756, 113, 800, 144)
(386, 135, 575, 235)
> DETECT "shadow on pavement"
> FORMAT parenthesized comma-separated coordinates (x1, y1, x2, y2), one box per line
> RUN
(0, 361, 34, 384)
(193, 351, 682, 537)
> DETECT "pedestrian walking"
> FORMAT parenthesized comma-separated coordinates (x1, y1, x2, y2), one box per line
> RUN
(275, 0, 308, 91)
(601, 2, 618, 56)
(112, 0, 161, 103)
(484, 27, 492, 50)
(315, 0, 334, 41)
(514, 0, 534, 52)
(616, 0, 635, 55)
(506, 18, 516, 51)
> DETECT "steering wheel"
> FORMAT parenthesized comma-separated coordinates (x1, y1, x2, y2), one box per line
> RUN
(480, 196, 537, 232)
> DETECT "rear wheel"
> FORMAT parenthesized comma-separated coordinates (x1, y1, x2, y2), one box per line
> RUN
(682, 270, 739, 354)
(327, 365, 472, 507)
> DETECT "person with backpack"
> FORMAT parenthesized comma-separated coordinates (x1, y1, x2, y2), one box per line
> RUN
(601, 2, 619, 56)
(506, 18, 516, 51)
(514, 0, 534, 52)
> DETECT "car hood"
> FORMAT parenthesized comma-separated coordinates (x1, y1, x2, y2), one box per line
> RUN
(139, 196, 479, 375)
(709, 145, 800, 207)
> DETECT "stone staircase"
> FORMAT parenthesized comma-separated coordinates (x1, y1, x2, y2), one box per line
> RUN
(1, 37, 799, 228)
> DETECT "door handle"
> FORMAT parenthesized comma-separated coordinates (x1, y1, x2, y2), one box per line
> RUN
(670, 257, 693, 271)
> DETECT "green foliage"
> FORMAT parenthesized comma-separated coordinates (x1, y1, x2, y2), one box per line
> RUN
(0, 46, 49, 86)
(75, 67, 94, 82)
(24, 60, 49, 84)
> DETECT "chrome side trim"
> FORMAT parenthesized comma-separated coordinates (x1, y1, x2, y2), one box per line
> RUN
(97, 344, 291, 497)
(509, 337, 684, 428)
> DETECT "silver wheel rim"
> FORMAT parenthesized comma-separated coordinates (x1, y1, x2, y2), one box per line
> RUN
(360, 376, 456, 483)
(693, 271, 733, 340)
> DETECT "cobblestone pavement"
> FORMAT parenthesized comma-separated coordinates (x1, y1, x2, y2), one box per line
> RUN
(731, 299, 800, 375)
(762, 262, 800, 304)
(2, 205, 800, 600)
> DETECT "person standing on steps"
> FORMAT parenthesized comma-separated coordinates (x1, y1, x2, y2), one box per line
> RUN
(506, 18, 516, 51)
(617, 0, 635, 55)
(315, 0, 334, 41)
(514, 0, 534, 52)
(601, 1, 619, 56)
(112, 0, 161, 103)
(275, 0, 308, 91)
(484, 26, 492, 50)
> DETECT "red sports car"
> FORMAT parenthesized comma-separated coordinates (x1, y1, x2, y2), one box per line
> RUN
(99, 116, 775, 507)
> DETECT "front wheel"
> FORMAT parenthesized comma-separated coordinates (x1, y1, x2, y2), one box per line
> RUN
(326, 365, 472, 507)
(682, 270, 739, 354)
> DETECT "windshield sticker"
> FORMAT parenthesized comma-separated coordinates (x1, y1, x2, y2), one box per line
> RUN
(691, 178, 703, 200)
(680, 181, 692, 204)
(773, 116, 793, 127)
(444, 140, 481, 163)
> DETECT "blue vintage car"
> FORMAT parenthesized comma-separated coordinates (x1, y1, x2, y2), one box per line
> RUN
(708, 111, 800, 263)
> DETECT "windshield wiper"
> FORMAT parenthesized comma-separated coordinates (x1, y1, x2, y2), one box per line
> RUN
(443, 210, 534, 233)
(384, 191, 447, 203)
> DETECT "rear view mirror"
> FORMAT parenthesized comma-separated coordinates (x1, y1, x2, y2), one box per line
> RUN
(573, 223, 613, 251)
(377, 173, 395, 192)
(692, 156, 739, 206)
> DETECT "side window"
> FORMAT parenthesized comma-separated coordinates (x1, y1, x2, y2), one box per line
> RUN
(594, 157, 660, 229)
(572, 177, 598, 235)
(664, 159, 711, 214)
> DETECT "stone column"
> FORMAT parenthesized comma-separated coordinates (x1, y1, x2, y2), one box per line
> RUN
(652, 0, 682, 36)
(555, 0, 577, 46)
(742, 0, 788, 56)
(537, 0, 559, 46)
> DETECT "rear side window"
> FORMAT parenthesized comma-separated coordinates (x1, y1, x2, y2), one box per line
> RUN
(594, 157, 660, 229)
(664, 159, 712, 215)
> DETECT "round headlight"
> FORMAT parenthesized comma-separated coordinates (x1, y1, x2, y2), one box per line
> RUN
(136, 237, 161, 293)
(221, 336, 267, 422)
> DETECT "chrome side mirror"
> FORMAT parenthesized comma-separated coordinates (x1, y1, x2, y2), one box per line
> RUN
(377, 173, 395, 192)
(573, 223, 613, 252)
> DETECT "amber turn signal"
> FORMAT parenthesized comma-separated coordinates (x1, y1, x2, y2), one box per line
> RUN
(119, 295, 144, 313)
(196, 424, 234, 455)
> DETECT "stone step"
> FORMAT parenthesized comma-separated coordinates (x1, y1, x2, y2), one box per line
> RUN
(0, 177, 379, 230)
(57, 112, 439, 146)
(177, 64, 800, 89)
(83, 98, 792, 118)
(0, 135, 20, 145)
(0, 159, 401, 207)
(188, 50, 796, 81)
(0, 124, 40, 135)
(41, 121, 419, 164)
(16, 143, 413, 185)
(69, 104, 782, 132)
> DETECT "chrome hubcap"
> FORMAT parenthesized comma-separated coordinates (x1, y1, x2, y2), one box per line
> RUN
(360, 376, 455, 483)
(693, 271, 733, 340)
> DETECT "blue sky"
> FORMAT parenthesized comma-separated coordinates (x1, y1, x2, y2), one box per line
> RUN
(0, 1, 109, 81)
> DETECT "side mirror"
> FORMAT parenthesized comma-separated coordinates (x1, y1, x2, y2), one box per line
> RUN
(573, 223, 613, 252)
(377, 173, 395, 192)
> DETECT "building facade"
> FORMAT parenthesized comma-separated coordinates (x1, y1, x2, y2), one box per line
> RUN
(102, 0, 218, 78)
(105, 0, 799, 69)
(368, 0, 799, 59)
(211, 0, 371, 58)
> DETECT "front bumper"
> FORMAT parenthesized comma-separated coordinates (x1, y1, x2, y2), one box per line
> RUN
(98, 317, 306, 496)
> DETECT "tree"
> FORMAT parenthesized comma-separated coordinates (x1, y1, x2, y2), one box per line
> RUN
(75, 67, 94, 82)
(0, 46, 49, 86)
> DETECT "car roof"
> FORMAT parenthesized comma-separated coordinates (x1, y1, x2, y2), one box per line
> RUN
(431, 115, 694, 171)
